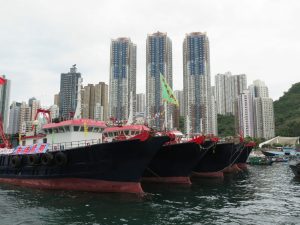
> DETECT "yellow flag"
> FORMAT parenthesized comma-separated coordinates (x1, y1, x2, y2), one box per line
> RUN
(84, 122, 88, 137)
(19, 133, 22, 145)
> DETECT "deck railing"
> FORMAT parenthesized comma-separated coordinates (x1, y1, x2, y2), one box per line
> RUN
(47, 139, 102, 152)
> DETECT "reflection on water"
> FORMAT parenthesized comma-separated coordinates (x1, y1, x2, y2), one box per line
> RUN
(0, 163, 299, 225)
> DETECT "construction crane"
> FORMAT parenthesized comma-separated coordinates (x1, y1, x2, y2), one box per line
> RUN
(31, 108, 52, 131)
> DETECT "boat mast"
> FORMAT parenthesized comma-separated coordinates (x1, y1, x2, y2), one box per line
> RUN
(164, 101, 167, 131)
(126, 91, 133, 125)
(186, 114, 190, 139)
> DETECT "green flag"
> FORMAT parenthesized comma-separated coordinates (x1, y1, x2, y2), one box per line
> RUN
(160, 73, 179, 106)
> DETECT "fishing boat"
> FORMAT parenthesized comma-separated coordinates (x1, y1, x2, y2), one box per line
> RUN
(142, 133, 207, 185)
(236, 142, 256, 170)
(192, 141, 237, 179)
(0, 119, 169, 194)
(103, 126, 206, 185)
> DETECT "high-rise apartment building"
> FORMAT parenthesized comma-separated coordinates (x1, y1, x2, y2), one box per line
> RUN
(183, 32, 213, 134)
(29, 98, 41, 121)
(136, 93, 145, 113)
(250, 80, 275, 139)
(19, 102, 32, 133)
(174, 90, 184, 117)
(0, 75, 10, 132)
(253, 97, 275, 139)
(146, 31, 173, 130)
(252, 80, 269, 98)
(109, 38, 136, 121)
(236, 90, 254, 137)
(81, 82, 108, 121)
(54, 93, 60, 106)
(7, 101, 21, 134)
(49, 104, 59, 120)
(215, 72, 247, 115)
(59, 65, 81, 119)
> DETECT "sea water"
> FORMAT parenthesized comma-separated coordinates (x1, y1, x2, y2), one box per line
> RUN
(0, 163, 299, 225)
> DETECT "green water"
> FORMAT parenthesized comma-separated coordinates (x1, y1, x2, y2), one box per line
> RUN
(0, 163, 299, 225)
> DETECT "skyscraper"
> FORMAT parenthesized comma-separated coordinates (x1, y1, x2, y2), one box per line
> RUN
(59, 65, 81, 119)
(54, 93, 60, 106)
(253, 97, 275, 139)
(136, 93, 145, 113)
(174, 90, 184, 117)
(146, 31, 173, 130)
(29, 98, 41, 121)
(0, 75, 10, 132)
(109, 37, 136, 121)
(19, 102, 32, 133)
(82, 82, 109, 121)
(236, 90, 254, 137)
(183, 32, 213, 134)
(7, 101, 21, 134)
(215, 72, 247, 115)
(250, 80, 275, 139)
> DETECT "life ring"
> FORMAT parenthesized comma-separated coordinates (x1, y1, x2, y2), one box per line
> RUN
(41, 153, 54, 166)
(54, 152, 67, 166)
(11, 155, 22, 168)
(28, 154, 40, 166)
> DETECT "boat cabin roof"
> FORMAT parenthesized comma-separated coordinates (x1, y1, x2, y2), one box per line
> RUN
(43, 119, 106, 129)
(103, 125, 150, 133)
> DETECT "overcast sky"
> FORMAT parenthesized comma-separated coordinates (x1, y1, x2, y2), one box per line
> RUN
(1, 0, 299, 106)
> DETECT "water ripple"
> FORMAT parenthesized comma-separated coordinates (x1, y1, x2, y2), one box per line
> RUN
(0, 163, 299, 225)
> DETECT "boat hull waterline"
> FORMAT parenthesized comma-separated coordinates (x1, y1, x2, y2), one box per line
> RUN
(0, 136, 170, 194)
(142, 142, 204, 185)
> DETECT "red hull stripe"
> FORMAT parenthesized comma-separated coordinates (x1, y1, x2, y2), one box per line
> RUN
(0, 178, 143, 194)
(142, 176, 191, 185)
(223, 164, 243, 173)
(237, 163, 248, 170)
(191, 171, 224, 179)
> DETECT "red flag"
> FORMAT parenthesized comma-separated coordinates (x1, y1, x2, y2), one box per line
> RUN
(0, 77, 6, 85)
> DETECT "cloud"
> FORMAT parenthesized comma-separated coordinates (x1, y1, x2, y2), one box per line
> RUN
(0, 0, 299, 106)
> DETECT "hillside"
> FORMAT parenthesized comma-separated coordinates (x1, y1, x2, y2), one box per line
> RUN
(217, 114, 235, 137)
(274, 82, 300, 136)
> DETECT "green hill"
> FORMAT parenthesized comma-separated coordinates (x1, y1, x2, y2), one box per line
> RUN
(217, 114, 235, 137)
(274, 82, 300, 136)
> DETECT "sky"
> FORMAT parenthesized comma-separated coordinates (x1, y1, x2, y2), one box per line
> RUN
(1, 0, 299, 106)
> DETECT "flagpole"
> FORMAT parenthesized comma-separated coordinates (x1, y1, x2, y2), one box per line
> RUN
(164, 101, 167, 131)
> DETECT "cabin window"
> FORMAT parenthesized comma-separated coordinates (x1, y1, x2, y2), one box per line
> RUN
(88, 127, 93, 132)
(33, 139, 37, 144)
(53, 128, 58, 133)
(74, 126, 80, 131)
(125, 130, 129, 135)
(43, 138, 47, 143)
(58, 127, 64, 133)
(48, 129, 52, 134)
(108, 132, 113, 137)
(114, 132, 118, 136)
(103, 132, 108, 137)
(64, 126, 70, 132)
(130, 130, 135, 135)
(22, 140, 26, 146)
(80, 126, 84, 132)
(99, 128, 104, 133)
(94, 127, 99, 133)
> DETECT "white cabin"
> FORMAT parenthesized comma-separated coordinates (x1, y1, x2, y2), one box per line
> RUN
(20, 119, 106, 151)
